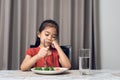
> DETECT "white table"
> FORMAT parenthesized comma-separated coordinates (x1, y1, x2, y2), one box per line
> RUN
(0, 70, 120, 80)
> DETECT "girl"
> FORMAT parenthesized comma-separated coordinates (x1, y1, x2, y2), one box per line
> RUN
(20, 19, 71, 71)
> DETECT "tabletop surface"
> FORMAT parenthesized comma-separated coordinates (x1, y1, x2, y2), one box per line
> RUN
(0, 69, 120, 80)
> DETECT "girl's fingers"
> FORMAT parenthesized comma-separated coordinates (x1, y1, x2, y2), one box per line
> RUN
(51, 44, 55, 48)
(51, 40, 59, 48)
(37, 47, 49, 58)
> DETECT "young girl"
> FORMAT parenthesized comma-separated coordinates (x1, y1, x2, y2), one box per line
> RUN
(20, 19, 71, 71)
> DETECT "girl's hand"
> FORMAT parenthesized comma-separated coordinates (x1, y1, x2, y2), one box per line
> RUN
(51, 40, 59, 49)
(37, 47, 49, 58)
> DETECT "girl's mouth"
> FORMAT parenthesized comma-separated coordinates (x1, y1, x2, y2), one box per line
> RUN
(45, 42, 51, 46)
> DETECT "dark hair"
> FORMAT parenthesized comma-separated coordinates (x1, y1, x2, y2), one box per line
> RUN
(30, 19, 59, 48)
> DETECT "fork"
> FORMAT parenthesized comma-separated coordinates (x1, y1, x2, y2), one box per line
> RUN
(44, 57, 47, 67)
(44, 39, 47, 67)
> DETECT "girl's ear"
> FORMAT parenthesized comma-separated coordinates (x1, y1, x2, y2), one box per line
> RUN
(37, 32, 41, 38)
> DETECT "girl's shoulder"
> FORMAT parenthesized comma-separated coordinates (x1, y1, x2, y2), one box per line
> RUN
(26, 47, 40, 56)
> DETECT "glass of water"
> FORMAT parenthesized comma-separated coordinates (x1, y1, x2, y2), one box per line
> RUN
(79, 49, 91, 75)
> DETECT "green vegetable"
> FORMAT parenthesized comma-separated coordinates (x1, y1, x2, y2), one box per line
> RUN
(44, 67, 49, 71)
(34, 67, 42, 70)
(49, 67, 54, 71)
(34, 67, 55, 71)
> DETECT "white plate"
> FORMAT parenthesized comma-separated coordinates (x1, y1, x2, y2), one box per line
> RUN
(31, 67, 68, 75)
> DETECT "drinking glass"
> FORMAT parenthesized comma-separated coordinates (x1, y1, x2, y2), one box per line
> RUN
(79, 49, 91, 75)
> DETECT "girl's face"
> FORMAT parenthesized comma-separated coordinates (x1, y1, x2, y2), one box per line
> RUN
(38, 26, 57, 47)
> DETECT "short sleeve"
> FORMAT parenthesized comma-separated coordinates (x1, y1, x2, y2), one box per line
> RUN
(26, 48, 33, 57)
(25, 47, 40, 57)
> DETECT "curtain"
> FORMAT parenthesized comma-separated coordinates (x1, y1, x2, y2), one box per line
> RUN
(0, 0, 98, 70)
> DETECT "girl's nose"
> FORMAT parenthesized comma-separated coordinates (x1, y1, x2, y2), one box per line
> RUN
(48, 35, 52, 40)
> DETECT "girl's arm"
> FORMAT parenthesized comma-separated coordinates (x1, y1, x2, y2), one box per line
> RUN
(52, 41, 71, 69)
(20, 47, 48, 71)
(20, 54, 39, 71)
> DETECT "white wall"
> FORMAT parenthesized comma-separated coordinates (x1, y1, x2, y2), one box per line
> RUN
(99, 0, 120, 69)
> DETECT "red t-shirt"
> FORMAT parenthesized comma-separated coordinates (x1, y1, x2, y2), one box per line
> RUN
(26, 47, 60, 67)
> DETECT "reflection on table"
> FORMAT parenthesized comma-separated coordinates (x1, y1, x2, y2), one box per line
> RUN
(0, 69, 120, 80)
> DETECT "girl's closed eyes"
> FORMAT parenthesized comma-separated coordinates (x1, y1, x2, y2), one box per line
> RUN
(45, 31, 57, 39)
